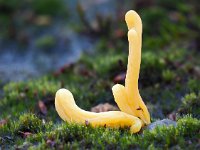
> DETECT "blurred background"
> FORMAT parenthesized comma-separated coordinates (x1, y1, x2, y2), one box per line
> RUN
(0, 0, 199, 119)
(0, 0, 199, 82)
(0, 0, 133, 83)
(1, 0, 198, 81)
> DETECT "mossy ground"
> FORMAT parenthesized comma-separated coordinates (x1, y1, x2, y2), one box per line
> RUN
(0, 0, 200, 149)
(1, 114, 199, 149)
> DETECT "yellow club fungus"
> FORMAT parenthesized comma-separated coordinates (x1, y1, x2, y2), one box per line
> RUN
(55, 10, 150, 133)
(112, 10, 150, 125)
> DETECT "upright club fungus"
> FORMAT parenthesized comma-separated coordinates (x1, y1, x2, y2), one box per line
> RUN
(55, 10, 150, 133)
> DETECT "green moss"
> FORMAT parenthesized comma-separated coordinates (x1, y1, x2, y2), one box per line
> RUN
(187, 79, 200, 93)
(0, 77, 60, 118)
(0, 0, 67, 15)
(0, 0, 22, 10)
(1, 116, 197, 149)
(15, 113, 44, 133)
(32, 0, 66, 15)
(162, 69, 176, 82)
(79, 51, 126, 76)
(178, 93, 200, 118)
(140, 51, 166, 86)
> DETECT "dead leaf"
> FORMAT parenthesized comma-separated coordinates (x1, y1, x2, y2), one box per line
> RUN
(168, 111, 176, 121)
(0, 119, 7, 127)
(115, 29, 125, 38)
(193, 66, 200, 78)
(113, 72, 126, 83)
(75, 65, 94, 77)
(91, 103, 119, 113)
(85, 120, 89, 126)
(46, 139, 56, 147)
(54, 63, 74, 76)
(60, 63, 74, 73)
(18, 131, 32, 138)
(38, 100, 47, 115)
(34, 15, 51, 26)
(169, 12, 181, 22)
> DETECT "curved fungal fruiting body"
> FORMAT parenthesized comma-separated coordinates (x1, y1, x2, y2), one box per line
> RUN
(112, 10, 150, 125)
(55, 89, 142, 133)
(55, 10, 150, 133)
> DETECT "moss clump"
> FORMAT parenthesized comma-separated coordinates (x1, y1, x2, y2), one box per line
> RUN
(16, 116, 200, 149)
(79, 49, 127, 77)
(177, 115, 200, 136)
(0, 113, 43, 136)
(15, 113, 44, 134)
(178, 93, 200, 118)
(141, 116, 200, 149)
(162, 69, 176, 83)
(140, 51, 166, 86)
(32, 0, 65, 15)
(0, 77, 60, 119)
(2, 115, 198, 150)
(0, 0, 66, 16)
(187, 79, 200, 93)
